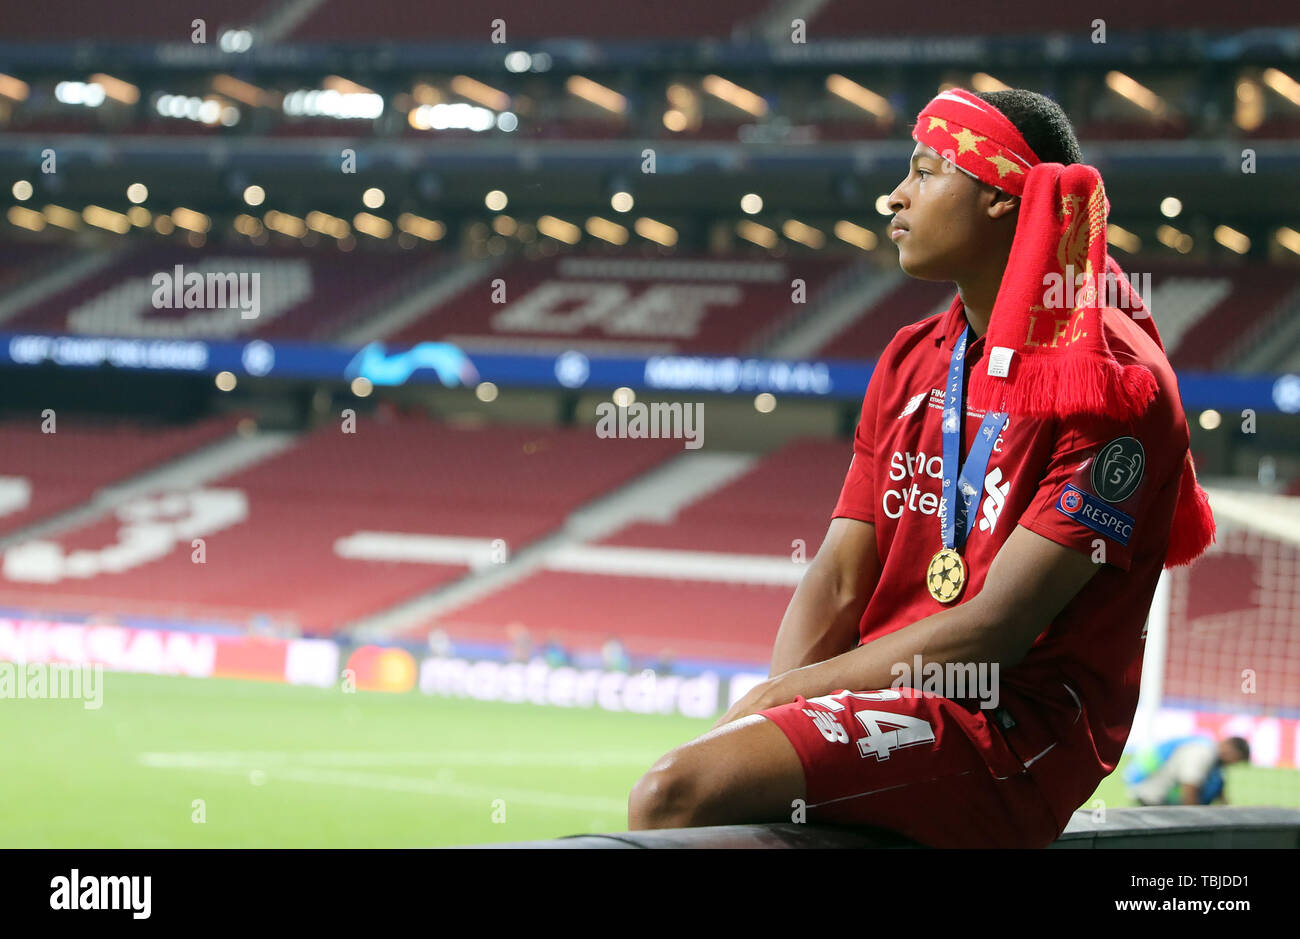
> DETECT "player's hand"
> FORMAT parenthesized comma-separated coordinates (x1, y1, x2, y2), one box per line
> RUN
(711, 674, 794, 730)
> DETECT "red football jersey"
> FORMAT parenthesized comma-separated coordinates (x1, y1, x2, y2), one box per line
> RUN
(832, 298, 1188, 827)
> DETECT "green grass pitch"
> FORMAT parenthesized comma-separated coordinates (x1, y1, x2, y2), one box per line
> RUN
(1, 672, 1295, 847)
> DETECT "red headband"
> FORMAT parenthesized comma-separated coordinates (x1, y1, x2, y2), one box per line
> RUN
(912, 89, 1040, 196)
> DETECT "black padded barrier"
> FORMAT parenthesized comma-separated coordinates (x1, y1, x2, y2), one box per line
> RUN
(467, 806, 1300, 848)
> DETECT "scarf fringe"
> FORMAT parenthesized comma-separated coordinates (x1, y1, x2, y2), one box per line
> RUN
(969, 353, 1158, 420)
(1164, 453, 1217, 568)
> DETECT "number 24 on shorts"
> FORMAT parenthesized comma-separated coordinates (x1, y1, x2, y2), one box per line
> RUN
(801, 689, 937, 762)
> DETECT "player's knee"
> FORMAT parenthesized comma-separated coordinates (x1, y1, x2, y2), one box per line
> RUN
(628, 758, 702, 830)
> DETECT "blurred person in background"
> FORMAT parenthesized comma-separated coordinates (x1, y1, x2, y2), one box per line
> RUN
(1125, 734, 1251, 806)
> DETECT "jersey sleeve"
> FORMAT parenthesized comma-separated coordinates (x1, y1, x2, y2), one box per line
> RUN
(830, 364, 885, 524)
(1016, 397, 1187, 572)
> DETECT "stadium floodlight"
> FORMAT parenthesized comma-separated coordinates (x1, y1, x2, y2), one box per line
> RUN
(875, 195, 892, 216)
(737, 220, 777, 248)
(42, 205, 81, 230)
(126, 183, 148, 204)
(362, 188, 385, 209)
(492, 215, 517, 236)
(834, 220, 878, 251)
(504, 51, 532, 73)
(484, 190, 508, 211)
(610, 192, 634, 213)
(11, 180, 32, 201)
(754, 393, 777, 413)
(1263, 68, 1300, 106)
(450, 76, 510, 111)
(1160, 196, 1182, 218)
(567, 76, 626, 114)
(1106, 71, 1168, 118)
(825, 75, 892, 122)
(1276, 226, 1300, 256)
(0, 73, 30, 101)
(54, 81, 106, 108)
(662, 110, 688, 132)
(1106, 224, 1141, 253)
(212, 74, 270, 107)
(7, 206, 45, 231)
(89, 73, 139, 105)
(537, 215, 581, 244)
(284, 88, 383, 120)
(243, 185, 266, 207)
(82, 206, 131, 234)
(396, 213, 444, 241)
(476, 382, 499, 403)
(1198, 409, 1222, 431)
(496, 112, 518, 132)
(612, 387, 636, 407)
(783, 220, 825, 249)
(264, 211, 306, 238)
(306, 211, 349, 239)
(127, 207, 151, 228)
(585, 217, 629, 245)
(1156, 224, 1193, 254)
(740, 193, 763, 215)
(634, 217, 677, 247)
(970, 72, 1011, 93)
(411, 103, 494, 132)
(171, 207, 211, 234)
(1213, 225, 1250, 254)
(218, 29, 253, 53)
(1235, 78, 1265, 131)
(215, 371, 238, 392)
(353, 213, 393, 239)
(702, 75, 767, 117)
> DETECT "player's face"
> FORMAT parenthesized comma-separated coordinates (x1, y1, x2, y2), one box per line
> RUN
(885, 144, 1001, 282)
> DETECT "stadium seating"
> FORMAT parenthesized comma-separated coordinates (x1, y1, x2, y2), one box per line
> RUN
(0, 416, 681, 634)
(416, 569, 794, 664)
(0, 414, 241, 537)
(290, 0, 763, 40)
(414, 437, 852, 663)
(1, 0, 269, 40)
(597, 437, 849, 556)
(2, 245, 438, 342)
(811, 0, 1300, 34)
(383, 254, 854, 356)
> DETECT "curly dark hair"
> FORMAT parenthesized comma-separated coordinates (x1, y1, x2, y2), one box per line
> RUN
(972, 89, 1084, 166)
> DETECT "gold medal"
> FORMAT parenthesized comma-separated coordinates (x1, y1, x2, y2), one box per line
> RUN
(926, 547, 967, 604)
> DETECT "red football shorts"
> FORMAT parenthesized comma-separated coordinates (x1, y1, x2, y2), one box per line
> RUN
(758, 686, 1061, 848)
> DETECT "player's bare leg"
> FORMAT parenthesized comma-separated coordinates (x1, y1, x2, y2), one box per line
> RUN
(627, 714, 805, 830)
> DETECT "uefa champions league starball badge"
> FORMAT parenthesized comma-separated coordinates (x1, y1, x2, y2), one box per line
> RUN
(926, 547, 967, 603)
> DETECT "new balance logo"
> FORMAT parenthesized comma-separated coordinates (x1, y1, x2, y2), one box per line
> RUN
(977, 467, 1010, 533)
(897, 391, 928, 420)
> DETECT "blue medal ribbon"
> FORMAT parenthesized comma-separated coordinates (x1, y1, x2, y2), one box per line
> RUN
(939, 326, 1008, 552)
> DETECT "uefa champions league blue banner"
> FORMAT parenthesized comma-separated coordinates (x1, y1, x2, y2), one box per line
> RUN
(2, 332, 1296, 412)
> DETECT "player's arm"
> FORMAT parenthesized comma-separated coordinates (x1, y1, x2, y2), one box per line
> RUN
(1180, 783, 1201, 805)
(718, 524, 1099, 725)
(768, 517, 881, 677)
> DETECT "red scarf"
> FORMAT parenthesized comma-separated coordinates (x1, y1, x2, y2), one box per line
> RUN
(912, 88, 1214, 568)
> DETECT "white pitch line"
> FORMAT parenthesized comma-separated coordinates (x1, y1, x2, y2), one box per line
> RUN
(142, 760, 630, 815)
(138, 750, 660, 769)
